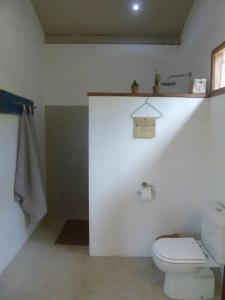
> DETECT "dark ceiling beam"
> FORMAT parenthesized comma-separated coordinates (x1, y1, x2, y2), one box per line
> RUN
(45, 34, 180, 45)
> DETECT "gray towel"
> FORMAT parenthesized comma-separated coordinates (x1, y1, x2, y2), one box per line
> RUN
(14, 109, 47, 222)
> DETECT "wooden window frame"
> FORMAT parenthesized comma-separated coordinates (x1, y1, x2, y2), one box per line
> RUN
(210, 41, 225, 97)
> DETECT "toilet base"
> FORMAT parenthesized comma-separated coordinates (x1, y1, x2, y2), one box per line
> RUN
(163, 268, 215, 300)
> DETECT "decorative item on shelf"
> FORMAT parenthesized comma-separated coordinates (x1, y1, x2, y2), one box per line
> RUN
(189, 78, 207, 93)
(131, 80, 140, 94)
(153, 70, 161, 95)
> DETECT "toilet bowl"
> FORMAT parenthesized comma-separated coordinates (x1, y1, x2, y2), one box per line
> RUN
(152, 238, 218, 300)
(152, 203, 225, 299)
(152, 201, 225, 300)
(153, 238, 208, 274)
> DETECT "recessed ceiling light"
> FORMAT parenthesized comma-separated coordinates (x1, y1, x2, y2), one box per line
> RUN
(132, 3, 140, 11)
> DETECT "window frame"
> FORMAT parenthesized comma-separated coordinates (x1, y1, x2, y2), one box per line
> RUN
(210, 41, 225, 97)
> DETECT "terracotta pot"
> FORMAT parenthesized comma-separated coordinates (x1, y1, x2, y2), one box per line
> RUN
(153, 84, 160, 95)
(131, 85, 139, 94)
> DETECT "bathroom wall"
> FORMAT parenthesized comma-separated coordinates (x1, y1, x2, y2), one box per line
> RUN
(179, 0, 225, 206)
(42, 44, 182, 219)
(209, 94, 225, 205)
(179, 0, 225, 282)
(89, 96, 211, 256)
(46, 106, 88, 219)
(0, 0, 44, 273)
(42, 44, 181, 106)
(178, 0, 225, 83)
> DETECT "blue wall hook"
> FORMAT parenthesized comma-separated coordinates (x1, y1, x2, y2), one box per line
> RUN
(0, 90, 35, 115)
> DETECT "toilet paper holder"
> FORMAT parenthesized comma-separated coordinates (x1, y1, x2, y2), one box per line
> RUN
(141, 182, 151, 188)
(137, 182, 155, 199)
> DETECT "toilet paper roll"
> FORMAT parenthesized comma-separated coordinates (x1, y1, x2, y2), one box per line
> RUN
(141, 187, 152, 201)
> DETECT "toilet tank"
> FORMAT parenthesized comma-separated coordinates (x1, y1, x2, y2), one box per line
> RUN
(201, 203, 225, 265)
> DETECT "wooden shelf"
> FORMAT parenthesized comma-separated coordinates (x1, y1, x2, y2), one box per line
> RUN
(87, 92, 209, 98)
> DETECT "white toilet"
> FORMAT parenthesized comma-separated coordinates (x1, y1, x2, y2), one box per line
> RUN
(152, 203, 225, 300)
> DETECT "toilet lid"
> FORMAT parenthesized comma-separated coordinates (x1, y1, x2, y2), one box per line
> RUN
(153, 238, 206, 263)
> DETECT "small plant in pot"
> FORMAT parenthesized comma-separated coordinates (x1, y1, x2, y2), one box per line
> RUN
(131, 80, 140, 94)
(153, 71, 161, 95)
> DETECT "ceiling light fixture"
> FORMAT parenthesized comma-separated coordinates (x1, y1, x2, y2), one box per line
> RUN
(132, 3, 140, 11)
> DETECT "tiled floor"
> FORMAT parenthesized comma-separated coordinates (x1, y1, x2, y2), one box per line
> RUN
(0, 215, 221, 300)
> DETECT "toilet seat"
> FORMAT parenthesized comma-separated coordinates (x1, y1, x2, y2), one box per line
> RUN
(153, 238, 206, 264)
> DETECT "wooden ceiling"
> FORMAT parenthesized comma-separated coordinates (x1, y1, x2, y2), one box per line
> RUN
(31, 0, 194, 44)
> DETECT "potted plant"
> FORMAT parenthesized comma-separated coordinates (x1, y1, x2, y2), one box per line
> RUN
(153, 71, 161, 95)
(131, 80, 140, 94)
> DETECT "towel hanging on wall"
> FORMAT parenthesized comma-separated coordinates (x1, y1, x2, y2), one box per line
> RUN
(133, 117, 156, 138)
(14, 107, 47, 222)
(131, 98, 162, 139)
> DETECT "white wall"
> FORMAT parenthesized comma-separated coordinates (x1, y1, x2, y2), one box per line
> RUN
(179, 0, 225, 88)
(0, 0, 44, 273)
(179, 0, 225, 206)
(43, 44, 181, 106)
(42, 44, 183, 223)
(172, 1, 225, 282)
(209, 95, 225, 205)
(89, 96, 211, 256)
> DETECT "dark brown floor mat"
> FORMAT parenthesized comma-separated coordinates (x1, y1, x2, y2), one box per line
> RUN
(55, 220, 89, 245)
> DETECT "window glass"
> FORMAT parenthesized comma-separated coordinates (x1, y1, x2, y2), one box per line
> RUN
(211, 43, 225, 95)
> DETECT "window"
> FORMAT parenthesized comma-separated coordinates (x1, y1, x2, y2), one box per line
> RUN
(211, 41, 225, 96)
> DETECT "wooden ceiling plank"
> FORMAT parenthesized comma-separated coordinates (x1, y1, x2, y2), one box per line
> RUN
(45, 34, 180, 45)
